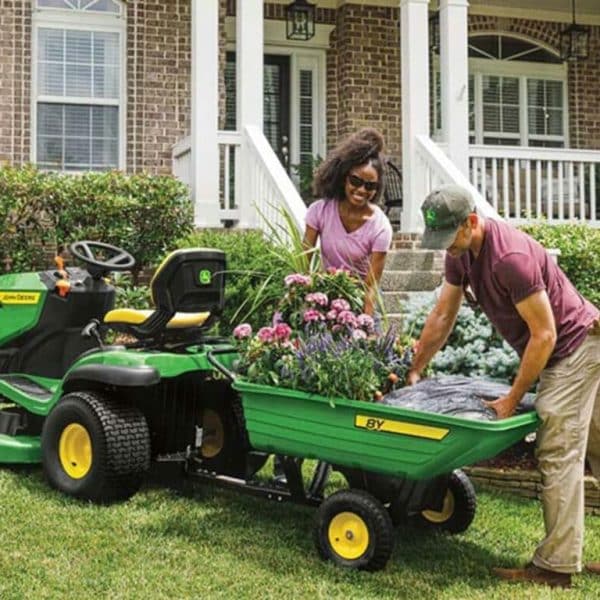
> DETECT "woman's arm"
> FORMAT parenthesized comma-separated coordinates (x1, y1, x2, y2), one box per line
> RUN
(363, 251, 387, 315)
(303, 225, 319, 251)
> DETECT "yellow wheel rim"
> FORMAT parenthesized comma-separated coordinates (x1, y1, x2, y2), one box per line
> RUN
(58, 423, 92, 479)
(201, 409, 224, 459)
(421, 490, 455, 523)
(328, 512, 370, 560)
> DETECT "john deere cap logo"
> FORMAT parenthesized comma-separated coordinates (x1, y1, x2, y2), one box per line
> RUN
(425, 208, 437, 227)
(199, 269, 211, 285)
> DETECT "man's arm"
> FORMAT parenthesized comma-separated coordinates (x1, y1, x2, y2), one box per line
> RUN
(407, 281, 463, 385)
(363, 251, 387, 316)
(484, 289, 556, 419)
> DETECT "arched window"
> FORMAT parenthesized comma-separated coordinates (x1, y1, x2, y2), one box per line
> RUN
(33, 0, 125, 171)
(434, 34, 567, 148)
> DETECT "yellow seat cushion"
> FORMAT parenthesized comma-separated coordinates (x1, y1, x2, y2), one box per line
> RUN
(104, 308, 210, 329)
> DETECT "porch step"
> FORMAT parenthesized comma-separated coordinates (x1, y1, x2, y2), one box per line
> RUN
(384, 248, 445, 271)
(381, 290, 437, 314)
(380, 269, 443, 292)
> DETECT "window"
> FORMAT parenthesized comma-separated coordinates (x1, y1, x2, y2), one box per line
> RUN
(433, 34, 567, 147)
(33, 0, 124, 171)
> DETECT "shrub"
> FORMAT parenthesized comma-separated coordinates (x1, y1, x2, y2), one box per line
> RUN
(520, 222, 600, 308)
(0, 166, 193, 278)
(177, 229, 289, 335)
(403, 297, 519, 382)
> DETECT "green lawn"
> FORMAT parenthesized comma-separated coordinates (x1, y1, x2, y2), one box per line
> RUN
(1, 464, 599, 599)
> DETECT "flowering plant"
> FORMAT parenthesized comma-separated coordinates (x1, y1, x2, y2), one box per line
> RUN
(232, 269, 414, 402)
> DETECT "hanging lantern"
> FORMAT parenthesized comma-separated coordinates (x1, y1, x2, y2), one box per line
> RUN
(560, 0, 589, 61)
(286, 0, 316, 41)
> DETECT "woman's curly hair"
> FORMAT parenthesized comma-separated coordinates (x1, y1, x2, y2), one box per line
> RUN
(313, 127, 386, 204)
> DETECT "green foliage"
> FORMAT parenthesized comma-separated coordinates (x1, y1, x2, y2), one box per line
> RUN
(291, 154, 323, 204)
(111, 272, 151, 310)
(0, 165, 193, 278)
(177, 228, 289, 334)
(404, 298, 519, 382)
(520, 222, 600, 308)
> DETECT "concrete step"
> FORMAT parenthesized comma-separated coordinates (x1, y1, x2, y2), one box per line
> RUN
(381, 290, 437, 314)
(385, 249, 445, 271)
(380, 270, 443, 292)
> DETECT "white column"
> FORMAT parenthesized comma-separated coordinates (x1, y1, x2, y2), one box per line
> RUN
(237, 0, 264, 228)
(400, 0, 430, 232)
(440, 0, 469, 176)
(191, 0, 220, 226)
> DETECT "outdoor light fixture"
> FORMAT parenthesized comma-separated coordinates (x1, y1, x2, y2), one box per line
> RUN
(286, 0, 316, 41)
(560, 0, 589, 61)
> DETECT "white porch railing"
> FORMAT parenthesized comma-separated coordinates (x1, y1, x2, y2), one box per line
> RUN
(469, 145, 600, 226)
(172, 126, 306, 237)
(415, 135, 498, 219)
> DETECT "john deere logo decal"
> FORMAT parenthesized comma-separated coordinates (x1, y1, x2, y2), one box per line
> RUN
(199, 270, 211, 285)
(0, 291, 41, 304)
(425, 208, 437, 227)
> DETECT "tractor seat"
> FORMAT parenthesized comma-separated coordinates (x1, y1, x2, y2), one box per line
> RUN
(103, 248, 226, 340)
(104, 308, 211, 329)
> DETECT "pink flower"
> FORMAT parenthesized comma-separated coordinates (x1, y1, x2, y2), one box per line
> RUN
(233, 323, 252, 339)
(357, 313, 375, 332)
(305, 292, 328, 307)
(303, 308, 325, 323)
(284, 273, 312, 287)
(352, 328, 367, 340)
(274, 322, 292, 341)
(326, 309, 338, 321)
(337, 310, 358, 327)
(331, 298, 351, 312)
(257, 326, 276, 343)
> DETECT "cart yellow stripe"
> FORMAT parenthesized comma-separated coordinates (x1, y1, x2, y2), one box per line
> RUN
(354, 415, 449, 440)
(0, 291, 40, 304)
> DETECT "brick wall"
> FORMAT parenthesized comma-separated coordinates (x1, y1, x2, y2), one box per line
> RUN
(328, 4, 402, 162)
(0, 0, 31, 166)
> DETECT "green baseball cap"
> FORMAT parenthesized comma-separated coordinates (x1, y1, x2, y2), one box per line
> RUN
(420, 185, 476, 249)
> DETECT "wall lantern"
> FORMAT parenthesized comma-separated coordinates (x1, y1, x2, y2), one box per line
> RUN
(286, 0, 316, 41)
(560, 0, 589, 61)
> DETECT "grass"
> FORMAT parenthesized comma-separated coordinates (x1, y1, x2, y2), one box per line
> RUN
(1, 463, 599, 599)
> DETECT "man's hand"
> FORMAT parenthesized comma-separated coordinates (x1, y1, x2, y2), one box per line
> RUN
(483, 395, 519, 420)
(406, 369, 421, 386)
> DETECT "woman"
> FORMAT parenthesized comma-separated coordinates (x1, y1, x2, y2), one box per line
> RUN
(304, 128, 393, 315)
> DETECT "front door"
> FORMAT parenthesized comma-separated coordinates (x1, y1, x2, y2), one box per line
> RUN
(225, 52, 291, 172)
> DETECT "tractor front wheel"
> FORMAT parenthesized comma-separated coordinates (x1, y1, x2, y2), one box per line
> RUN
(41, 391, 150, 503)
(314, 489, 394, 571)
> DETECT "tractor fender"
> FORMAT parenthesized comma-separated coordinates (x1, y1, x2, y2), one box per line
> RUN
(62, 364, 160, 392)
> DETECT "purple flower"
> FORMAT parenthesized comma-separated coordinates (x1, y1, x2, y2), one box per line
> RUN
(233, 323, 252, 339)
(272, 311, 283, 326)
(257, 326, 277, 343)
(284, 273, 312, 287)
(331, 298, 351, 312)
(337, 310, 358, 327)
(357, 313, 375, 332)
(303, 308, 325, 323)
(305, 292, 328, 307)
(274, 322, 292, 341)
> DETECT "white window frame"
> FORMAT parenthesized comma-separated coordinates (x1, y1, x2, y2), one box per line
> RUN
(31, 1, 126, 170)
(433, 34, 569, 148)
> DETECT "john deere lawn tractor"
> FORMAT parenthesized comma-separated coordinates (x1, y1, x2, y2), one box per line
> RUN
(0, 241, 539, 571)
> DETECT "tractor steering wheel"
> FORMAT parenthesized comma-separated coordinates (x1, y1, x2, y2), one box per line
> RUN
(69, 241, 136, 278)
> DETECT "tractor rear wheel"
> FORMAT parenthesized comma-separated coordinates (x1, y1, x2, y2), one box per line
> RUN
(314, 489, 394, 571)
(41, 391, 150, 503)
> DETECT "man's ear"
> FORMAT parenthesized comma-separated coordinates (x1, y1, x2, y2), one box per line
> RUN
(467, 213, 478, 228)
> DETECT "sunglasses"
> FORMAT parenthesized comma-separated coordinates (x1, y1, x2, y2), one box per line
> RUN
(347, 173, 379, 192)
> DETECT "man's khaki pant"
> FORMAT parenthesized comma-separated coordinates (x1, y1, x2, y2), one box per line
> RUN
(533, 331, 600, 573)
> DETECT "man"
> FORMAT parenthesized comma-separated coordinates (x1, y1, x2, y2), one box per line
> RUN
(407, 184, 600, 589)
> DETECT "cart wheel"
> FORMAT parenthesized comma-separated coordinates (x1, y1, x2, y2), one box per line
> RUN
(199, 395, 267, 479)
(314, 489, 394, 571)
(413, 470, 476, 534)
(41, 391, 150, 503)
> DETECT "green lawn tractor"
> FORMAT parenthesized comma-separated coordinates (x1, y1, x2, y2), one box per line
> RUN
(0, 241, 539, 571)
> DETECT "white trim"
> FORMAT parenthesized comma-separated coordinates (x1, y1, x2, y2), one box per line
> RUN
(31, 2, 126, 170)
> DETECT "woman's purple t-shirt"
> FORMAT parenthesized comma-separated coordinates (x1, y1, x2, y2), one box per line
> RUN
(306, 199, 393, 279)
(445, 218, 599, 366)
